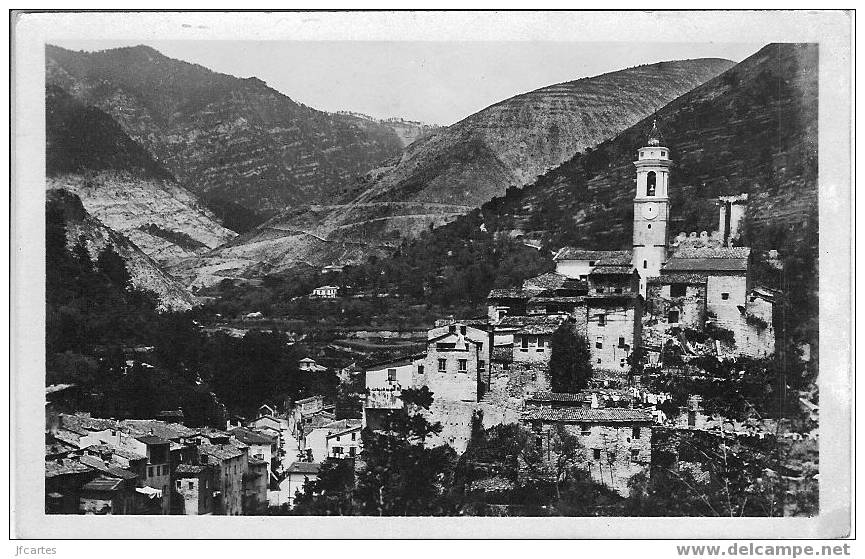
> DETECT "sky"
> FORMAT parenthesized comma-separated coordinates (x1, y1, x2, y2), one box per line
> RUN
(52, 40, 764, 126)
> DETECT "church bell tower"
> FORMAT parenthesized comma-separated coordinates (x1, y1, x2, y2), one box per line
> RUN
(632, 120, 671, 294)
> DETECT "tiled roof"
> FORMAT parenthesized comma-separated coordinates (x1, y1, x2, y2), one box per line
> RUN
(649, 273, 709, 285)
(522, 407, 652, 423)
(249, 458, 269, 466)
(671, 247, 751, 259)
(175, 464, 209, 477)
(528, 296, 585, 304)
(46, 440, 77, 457)
(488, 287, 532, 299)
(287, 462, 321, 475)
(134, 435, 169, 446)
(295, 395, 323, 405)
(553, 248, 631, 263)
(82, 476, 125, 492)
(52, 429, 82, 447)
(323, 419, 363, 438)
(665, 247, 750, 273)
(83, 444, 146, 462)
(523, 272, 569, 291)
(526, 392, 585, 403)
(589, 265, 633, 275)
(229, 427, 277, 445)
(199, 444, 245, 461)
(45, 458, 94, 478)
(121, 419, 199, 440)
(197, 427, 231, 439)
(59, 414, 118, 434)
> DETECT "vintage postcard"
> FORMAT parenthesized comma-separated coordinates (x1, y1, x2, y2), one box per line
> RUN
(10, 10, 853, 539)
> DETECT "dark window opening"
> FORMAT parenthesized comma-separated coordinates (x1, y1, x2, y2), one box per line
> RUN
(668, 310, 680, 323)
(721, 292, 730, 300)
(437, 359, 446, 372)
(387, 368, 397, 381)
(632, 426, 641, 439)
(670, 284, 686, 297)
(643, 260, 648, 269)
(647, 171, 656, 196)
(593, 449, 601, 460)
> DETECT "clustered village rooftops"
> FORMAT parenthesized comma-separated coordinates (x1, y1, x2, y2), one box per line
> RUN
(522, 407, 653, 423)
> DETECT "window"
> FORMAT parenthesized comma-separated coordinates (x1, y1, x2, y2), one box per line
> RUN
(479, 360, 486, 371)
(589, 260, 596, 266)
(351, 432, 356, 441)
(387, 368, 397, 381)
(336, 435, 341, 441)
(596, 336, 603, 349)
(661, 151, 666, 157)
(148, 466, 153, 477)
(631, 449, 640, 462)
(333, 447, 343, 456)
(614, 287, 623, 294)
(458, 359, 467, 372)
(632, 426, 641, 439)
(417, 364, 424, 375)
(647, 224, 652, 229)
(593, 449, 601, 460)
(438, 359, 447, 372)
(581, 424, 591, 436)
(521, 336, 528, 350)
(188, 481, 194, 490)
(597, 314, 606, 326)
(597, 358, 602, 364)
(618, 336, 626, 348)
(460, 325, 467, 335)
(670, 284, 686, 297)
(477, 342, 483, 352)
(596, 288, 603, 294)
(643, 260, 648, 269)
(176, 480, 181, 489)
(536, 436, 543, 449)
(608, 452, 616, 463)
(668, 310, 680, 324)
(349, 447, 356, 457)
(647, 171, 656, 196)
(721, 292, 730, 300)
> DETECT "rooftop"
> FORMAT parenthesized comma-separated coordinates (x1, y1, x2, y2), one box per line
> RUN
(526, 392, 585, 403)
(295, 395, 324, 405)
(134, 435, 170, 446)
(648, 273, 709, 285)
(120, 419, 200, 440)
(589, 265, 633, 275)
(522, 407, 652, 423)
(45, 458, 94, 478)
(82, 476, 125, 492)
(287, 462, 321, 475)
(553, 248, 632, 263)
(664, 247, 751, 273)
(175, 464, 209, 477)
(487, 288, 532, 300)
(198, 444, 245, 461)
(82, 443, 146, 462)
(229, 427, 277, 446)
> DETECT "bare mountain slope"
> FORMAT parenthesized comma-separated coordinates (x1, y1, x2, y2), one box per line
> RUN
(184, 57, 734, 284)
(47, 189, 196, 311)
(46, 84, 236, 265)
(46, 44, 406, 229)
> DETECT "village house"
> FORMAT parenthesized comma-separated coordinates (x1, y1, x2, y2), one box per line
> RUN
(244, 458, 270, 514)
(229, 427, 278, 483)
(521, 393, 653, 496)
(363, 353, 424, 429)
(173, 464, 215, 515)
(299, 357, 327, 372)
(325, 420, 363, 459)
(278, 462, 320, 508)
(310, 285, 338, 298)
(79, 475, 140, 515)
(415, 321, 492, 402)
(198, 444, 248, 516)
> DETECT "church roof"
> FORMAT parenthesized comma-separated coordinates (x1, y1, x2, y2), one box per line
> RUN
(664, 247, 750, 273)
(553, 248, 631, 263)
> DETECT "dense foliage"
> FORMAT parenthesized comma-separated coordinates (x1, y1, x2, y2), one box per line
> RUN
(549, 322, 593, 392)
(46, 201, 331, 424)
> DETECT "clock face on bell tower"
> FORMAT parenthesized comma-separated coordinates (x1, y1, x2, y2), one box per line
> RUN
(641, 203, 658, 220)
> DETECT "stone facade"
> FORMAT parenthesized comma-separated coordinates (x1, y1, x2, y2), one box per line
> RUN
(174, 464, 214, 515)
(522, 406, 653, 496)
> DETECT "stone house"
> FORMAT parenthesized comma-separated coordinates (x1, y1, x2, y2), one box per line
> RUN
(521, 399, 652, 497)
(198, 444, 248, 516)
(79, 476, 139, 515)
(510, 315, 565, 364)
(279, 462, 320, 508)
(243, 458, 269, 515)
(173, 464, 215, 515)
(311, 285, 338, 298)
(229, 427, 278, 483)
(415, 322, 492, 402)
(325, 421, 363, 459)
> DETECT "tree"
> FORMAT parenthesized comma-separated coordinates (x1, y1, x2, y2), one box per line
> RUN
(96, 245, 131, 289)
(549, 321, 592, 392)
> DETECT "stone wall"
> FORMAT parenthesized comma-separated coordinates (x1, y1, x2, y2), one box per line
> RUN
(586, 300, 637, 371)
(528, 421, 652, 496)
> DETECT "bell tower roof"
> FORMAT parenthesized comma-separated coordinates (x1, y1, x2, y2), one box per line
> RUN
(646, 119, 664, 147)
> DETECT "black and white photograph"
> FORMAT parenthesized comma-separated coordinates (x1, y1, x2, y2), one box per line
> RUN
(10, 9, 853, 541)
